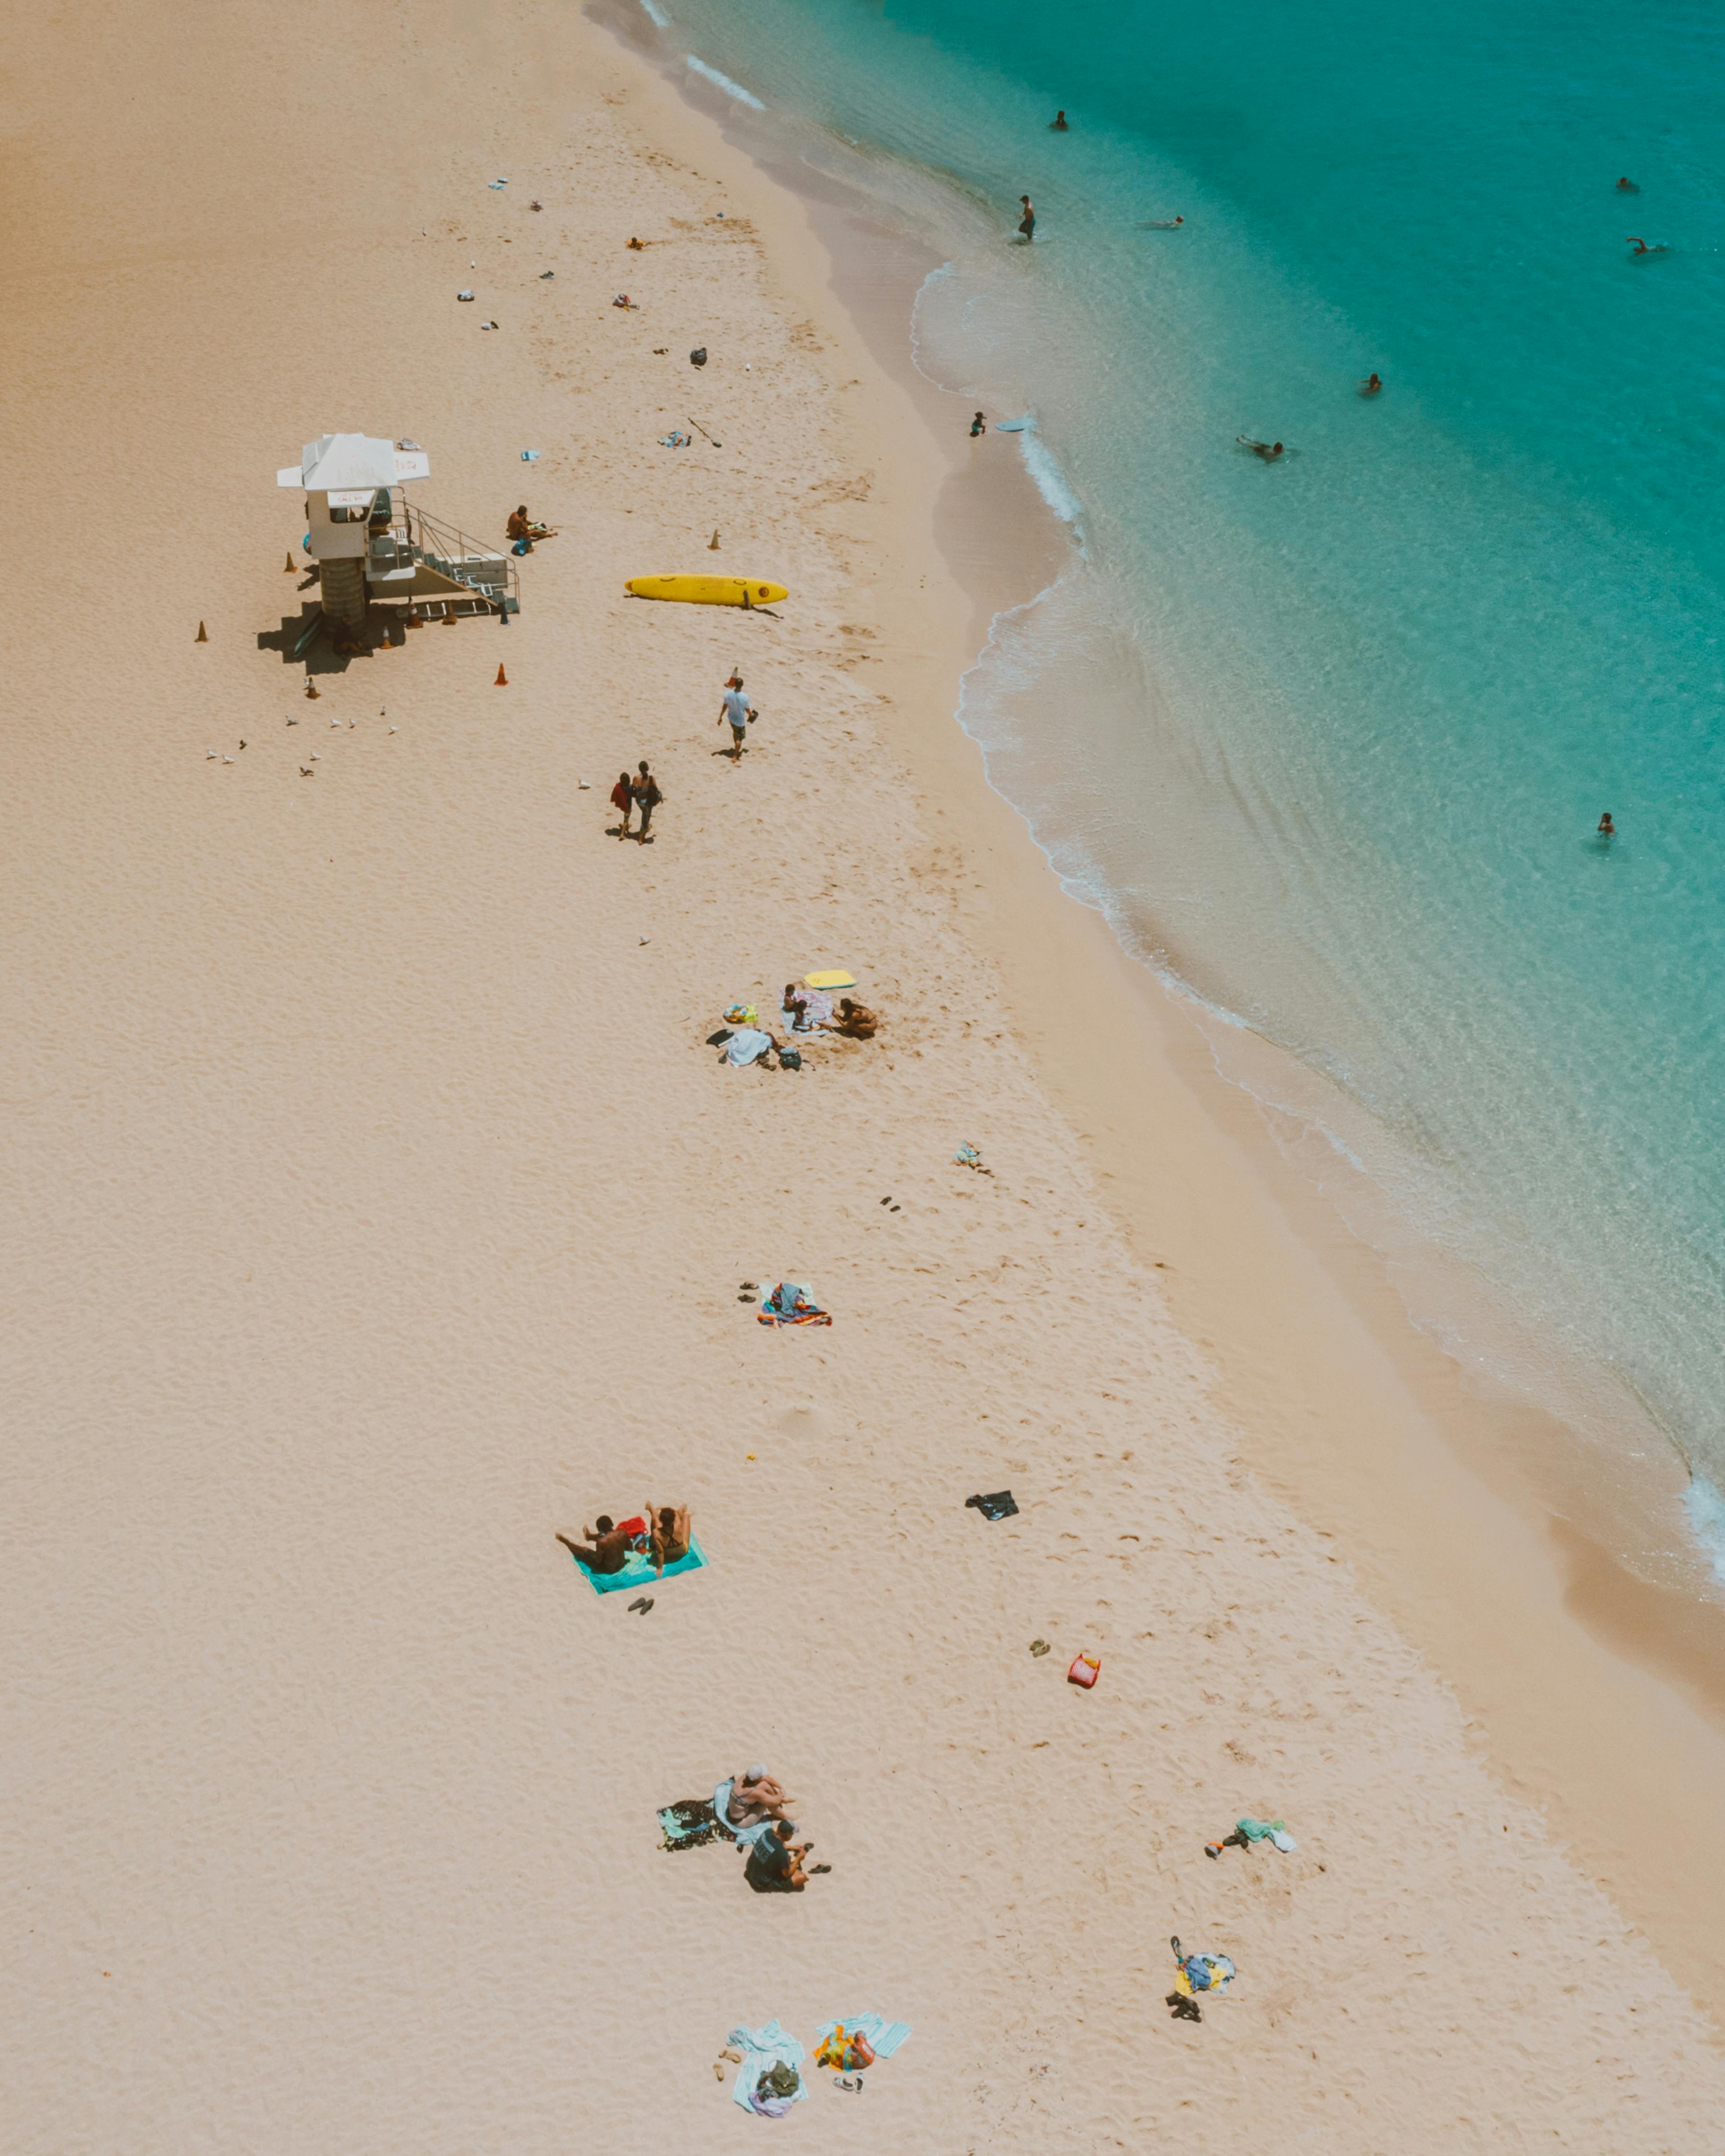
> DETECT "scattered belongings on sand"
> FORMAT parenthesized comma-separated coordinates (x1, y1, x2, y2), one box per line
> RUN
(1029, 1639, 1051, 1657)
(457, 288, 475, 301)
(1205, 1816, 1298, 1858)
(954, 1141, 992, 1174)
(1068, 1652, 1102, 1688)
(690, 345, 708, 366)
(814, 2017, 912, 2080)
(966, 1490, 1018, 1521)
(756, 1282, 831, 1327)
(1167, 1936, 1236, 2021)
(726, 2023, 806, 2114)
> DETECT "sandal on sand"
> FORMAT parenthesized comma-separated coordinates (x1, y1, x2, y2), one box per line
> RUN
(1029, 1639, 1051, 1657)
(718, 2047, 744, 2064)
(629, 1597, 655, 1615)
(835, 2074, 865, 2092)
(809, 1862, 832, 1874)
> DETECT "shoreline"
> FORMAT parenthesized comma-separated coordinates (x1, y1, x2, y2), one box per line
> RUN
(608, 9, 1725, 2016)
(9, 1, 1725, 2144)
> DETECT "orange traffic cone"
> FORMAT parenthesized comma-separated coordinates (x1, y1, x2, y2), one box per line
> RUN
(305, 676, 320, 700)
(284, 552, 297, 573)
(442, 608, 458, 626)
(196, 621, 208, 642)
(494, 663, 508, 687)
(405, 606, 422, 628)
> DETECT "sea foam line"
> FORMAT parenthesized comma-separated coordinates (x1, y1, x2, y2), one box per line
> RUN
(637, 0, 671, 26)
(685, 55, 765, 109)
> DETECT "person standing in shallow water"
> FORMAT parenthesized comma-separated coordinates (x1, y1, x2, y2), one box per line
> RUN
(1050, 109, 1069, 130)
(1598, 812, 1616, 838)
(1017, 194, 1035, 240)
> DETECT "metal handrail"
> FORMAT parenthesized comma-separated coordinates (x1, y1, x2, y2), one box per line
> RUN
(390, 494, 519, 614)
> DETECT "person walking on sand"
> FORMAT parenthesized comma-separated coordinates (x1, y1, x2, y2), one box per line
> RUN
(719, 675, 755, 760)
(610, 769, 634, 839)
(970, 410, 987, 437)
(1017, 194, 1035, 241)
(632, 759, 663, 841)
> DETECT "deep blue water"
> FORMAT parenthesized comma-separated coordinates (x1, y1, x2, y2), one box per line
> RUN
(641, 0, 1725, 1577)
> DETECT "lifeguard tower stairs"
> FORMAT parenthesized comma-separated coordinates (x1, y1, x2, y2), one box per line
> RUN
(363, 494, 520, 622)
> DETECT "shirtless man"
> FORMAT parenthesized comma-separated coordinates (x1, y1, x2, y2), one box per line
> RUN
(1017, 194, 1035, 240)
(1237, 436, 1286, 461)
(1626, 237, 1668, 254)
(556, 1516, 632, 1574)
(506, 505, 555, 553)
(1598, 811, 1616, 838)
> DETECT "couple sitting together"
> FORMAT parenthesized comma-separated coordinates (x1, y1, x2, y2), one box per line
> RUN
(781, 983, 878, 1040)
(716, 1766, 828, 1891)
(557, 1503, 690, 1577)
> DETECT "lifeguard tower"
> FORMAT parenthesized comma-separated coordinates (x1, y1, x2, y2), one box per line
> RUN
(276, 433, 518, 630)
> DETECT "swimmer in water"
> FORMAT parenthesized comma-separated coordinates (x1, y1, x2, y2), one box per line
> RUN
(1140, 215, 1185, 229)
(1598, 812, 1616, 838)
(1626, 236, 1668, 254)
(1236, 436, 1286, 461)
(1616, 176, 1639, 192)
(1018, 194, 1035, 240)
(1360, 373, 1384, 395)
(1051, 109, 1069, 130)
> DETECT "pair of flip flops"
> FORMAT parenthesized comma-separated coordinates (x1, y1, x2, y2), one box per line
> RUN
(833, 2073, 865, 2092)
(628, 1596, 655, 1615)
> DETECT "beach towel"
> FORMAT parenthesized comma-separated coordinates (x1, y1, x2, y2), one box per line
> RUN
(757, 1282, 831, 1327)
(1236, 1816, 1297, 1851)
(566, 1537, 708, 1596)
(813, 2014, 913, 2062)
(727, 2020, 810, 2112)
(711, 1778, 782, 1850)
(657, 1798, 726, 1850)
(1173, 1953, 1236, 1997)
(725, 1028, 774, 1067)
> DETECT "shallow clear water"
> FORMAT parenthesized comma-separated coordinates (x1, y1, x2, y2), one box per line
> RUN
(641, 0, 1725, 1578)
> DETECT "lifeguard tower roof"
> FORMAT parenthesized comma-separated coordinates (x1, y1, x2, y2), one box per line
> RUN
(276, 433, 431, 490)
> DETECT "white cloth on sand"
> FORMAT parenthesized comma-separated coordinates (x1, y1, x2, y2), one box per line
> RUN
(727, 2019, 809, 2110)
(724, 1028, 773, 1067)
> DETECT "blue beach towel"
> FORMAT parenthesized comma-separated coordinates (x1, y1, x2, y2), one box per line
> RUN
(567, 1537, 708, 1596)
(815, 2013, 913, 2061)
(728, 2020, 809, 2111)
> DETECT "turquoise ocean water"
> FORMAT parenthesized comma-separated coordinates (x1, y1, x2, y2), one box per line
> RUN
(633, 0, 1725, 1585)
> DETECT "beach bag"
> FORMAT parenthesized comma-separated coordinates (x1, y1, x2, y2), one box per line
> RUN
(1067, 1653, 1101, 1689)
(761, 2061, 800, 2099)
(778, 1046, 802, 1070)
(847, 2030, 876, 2070)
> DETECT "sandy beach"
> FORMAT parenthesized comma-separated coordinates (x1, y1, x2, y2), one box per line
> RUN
(5, 1, 1725, 2148)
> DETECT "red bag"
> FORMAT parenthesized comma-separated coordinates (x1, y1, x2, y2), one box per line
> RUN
(847, 2031, 876, 2070)
(1067, 1652, 1101, 1689)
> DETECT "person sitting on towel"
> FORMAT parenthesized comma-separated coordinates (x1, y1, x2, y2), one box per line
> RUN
(726, 1766, 795, 1831)
(745, 1817, 812, 1892)
(646, 1502, 691, 1573)
(828, 996, 878, 1040)
(782, 982, 815, 1031)
(555, 1516, 632, 1574)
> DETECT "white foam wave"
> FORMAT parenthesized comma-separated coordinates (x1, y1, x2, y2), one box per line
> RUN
(685, 55, 765, 109)
(1016, 431, 1084, 529)
(1682, 1475, 1725, 1587)
(637, 0, 671, 26)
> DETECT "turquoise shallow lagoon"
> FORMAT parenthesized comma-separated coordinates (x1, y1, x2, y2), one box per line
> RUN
(638, 0, 1725, 1582)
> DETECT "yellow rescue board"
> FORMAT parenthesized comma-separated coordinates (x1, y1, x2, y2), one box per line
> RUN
(625, 574, 789, 608)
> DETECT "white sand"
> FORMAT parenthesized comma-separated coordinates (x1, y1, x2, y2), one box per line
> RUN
(4, 3, 1725, 2149)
